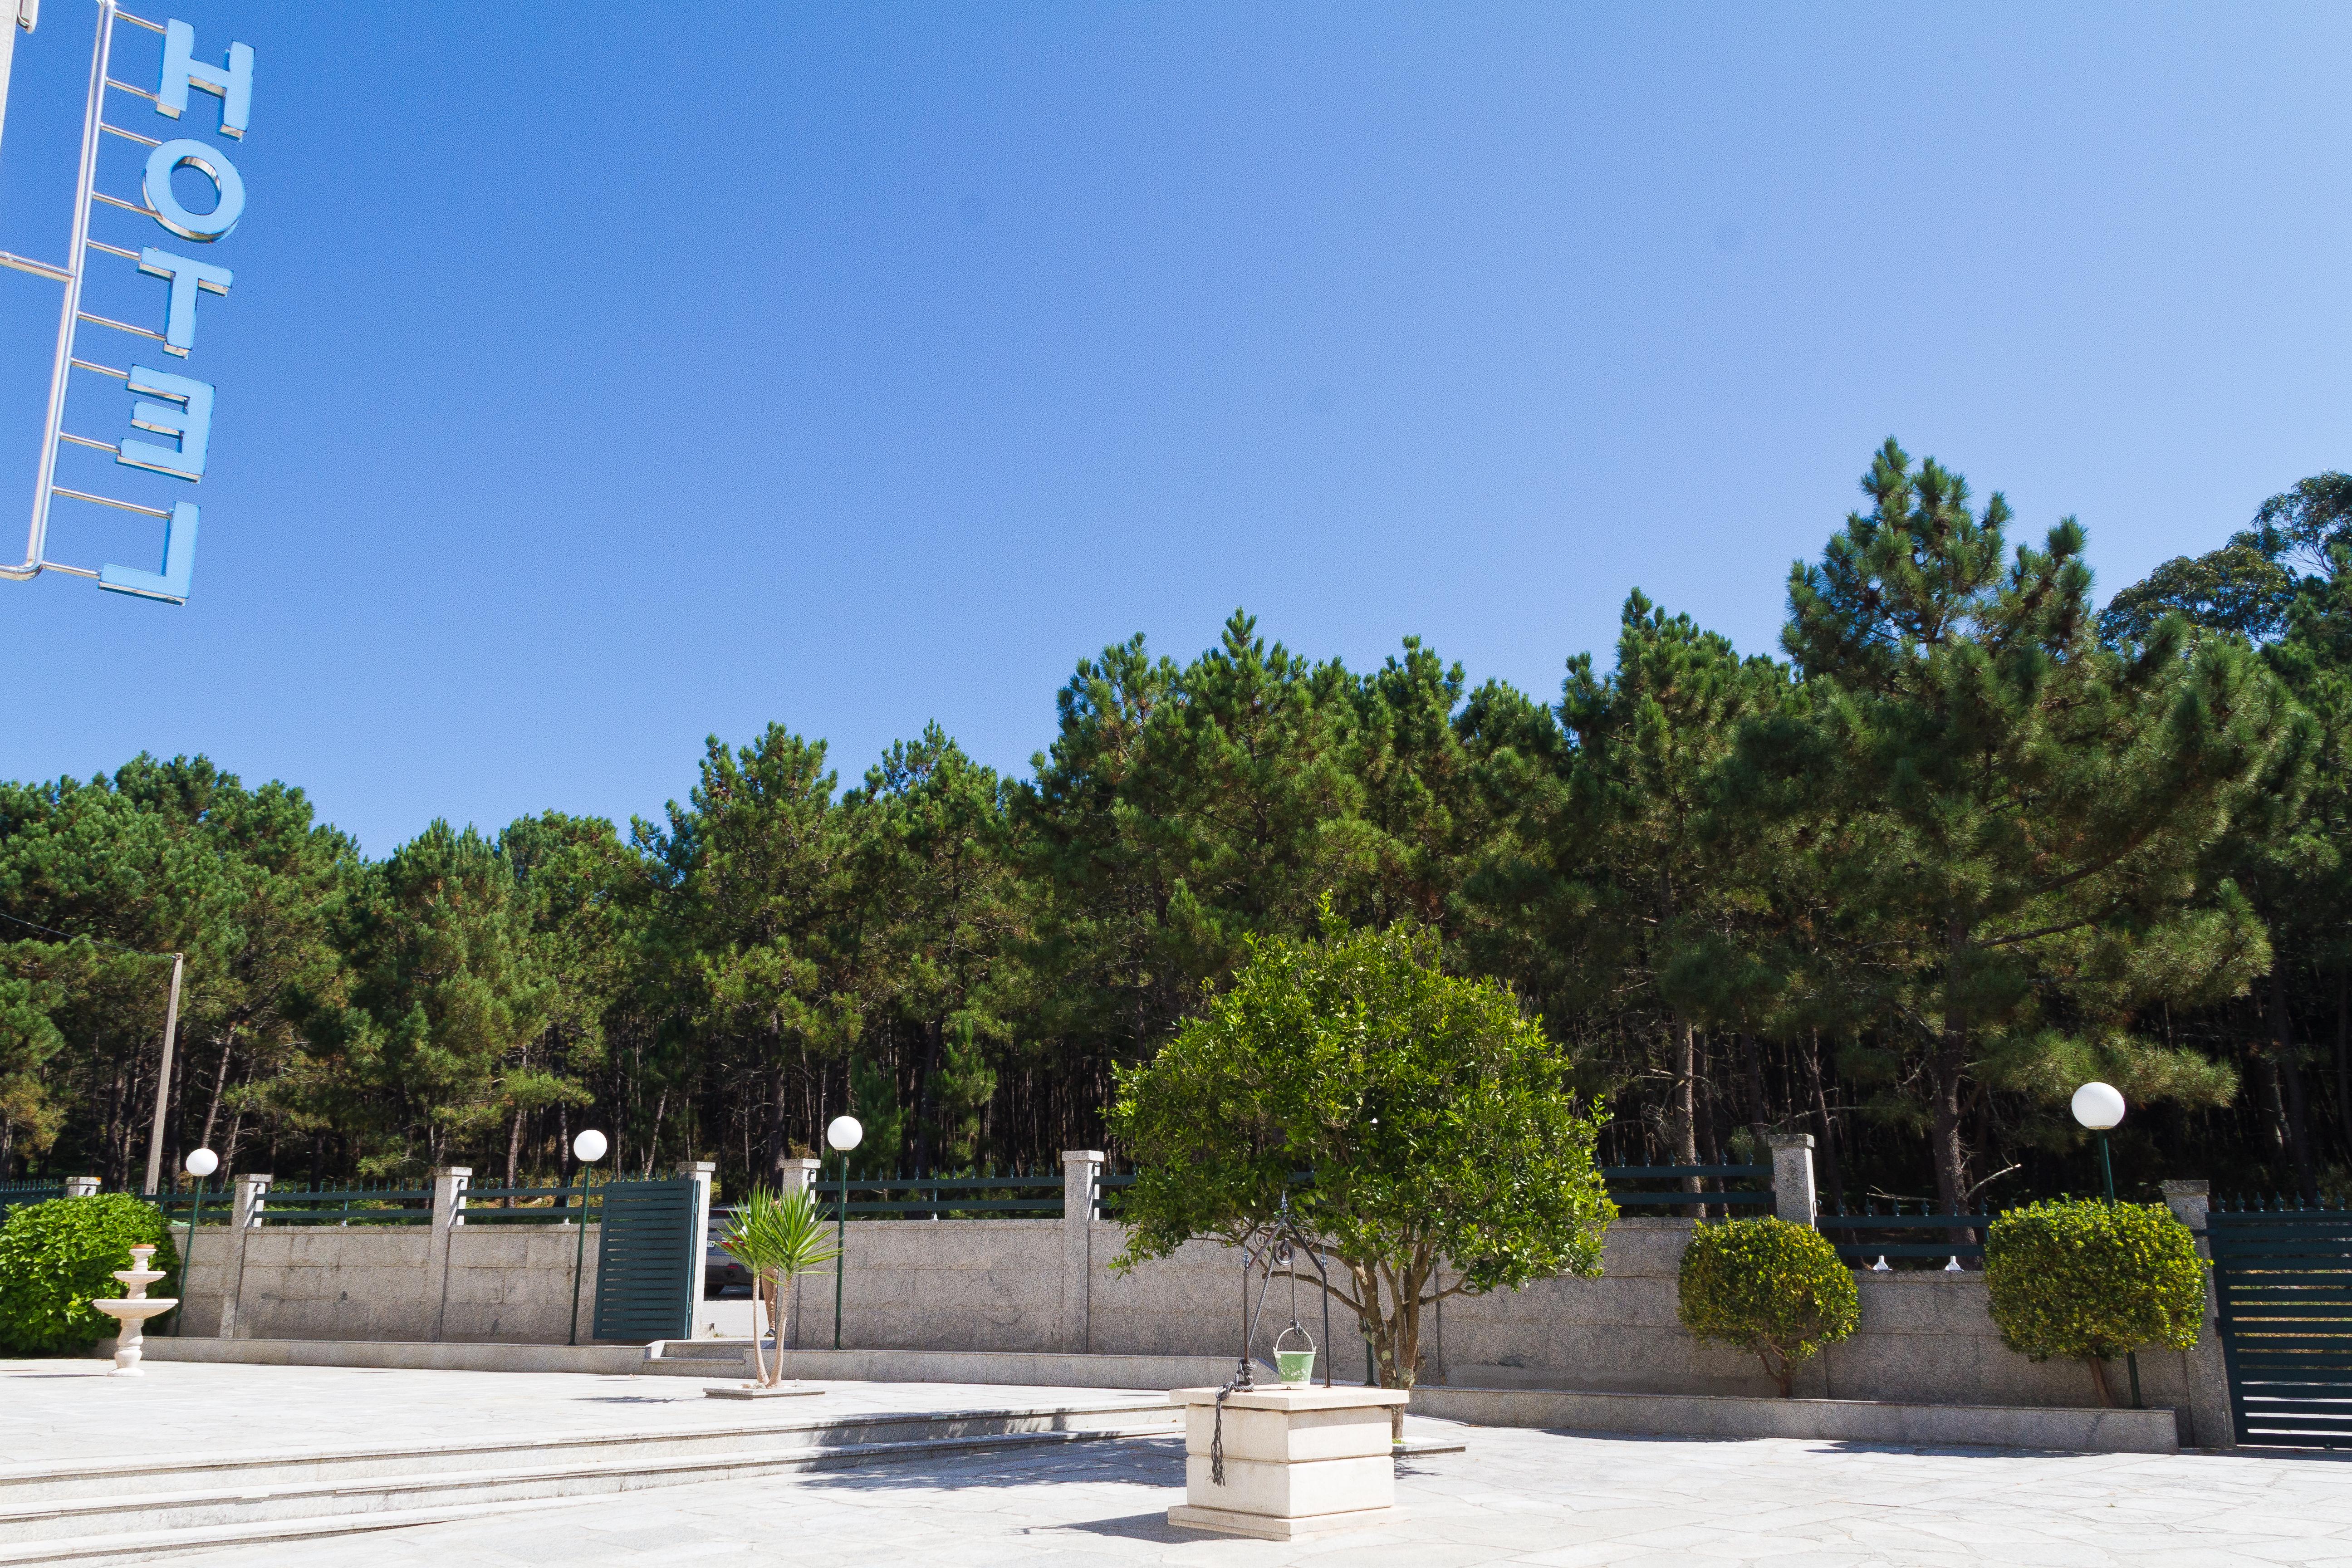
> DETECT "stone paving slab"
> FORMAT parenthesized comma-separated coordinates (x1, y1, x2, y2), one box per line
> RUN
(0, 1359, 1162, 1465)
(107, 1413, 2352, 1567)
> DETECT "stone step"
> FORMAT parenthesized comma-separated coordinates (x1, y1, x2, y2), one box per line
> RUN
(0, 1424, 1178, 1560)
(0, 1398, 1176, 1505)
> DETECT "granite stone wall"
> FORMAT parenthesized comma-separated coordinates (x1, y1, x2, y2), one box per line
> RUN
(158, 1155, 2232, 1446)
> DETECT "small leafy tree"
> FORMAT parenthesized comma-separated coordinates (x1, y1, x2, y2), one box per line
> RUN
(1983, 1198, 2208, 1407)
(0, 1194, 178, 1355)
(1109, 912, 1615, 1435)
(1677, 1217, 1859, 1396)
(718, 1185, 838, 1386)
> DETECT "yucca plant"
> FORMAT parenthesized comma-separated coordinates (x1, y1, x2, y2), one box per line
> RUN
(718, 1186, 839, 1386)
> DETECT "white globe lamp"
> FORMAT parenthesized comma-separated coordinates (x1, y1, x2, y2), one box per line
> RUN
(2070, 1083, 2125, 1132)
(826, 1115, 862, 1153)
(573, 1128, 608, 1164)
(183, 1147, 218, 1179)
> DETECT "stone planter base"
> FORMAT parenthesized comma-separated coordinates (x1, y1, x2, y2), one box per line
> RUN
(1167, 1502, 1406, 1540)
(1167, 1384, 1412, 1539)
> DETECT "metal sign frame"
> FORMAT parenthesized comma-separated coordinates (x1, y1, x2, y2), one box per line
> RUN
(0, 0, 250, 604)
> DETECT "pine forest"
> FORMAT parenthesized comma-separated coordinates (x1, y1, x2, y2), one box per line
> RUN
(4, 441, 2347, 1210)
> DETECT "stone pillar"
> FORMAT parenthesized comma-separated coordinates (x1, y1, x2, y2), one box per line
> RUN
(776, 1157, 822, 1197)
(1768, 1133, 1818, 1225)
(775, 1156, 823, 1347)
(426, 1166, 470, 1342)
(62, 1175, 99, 1198)
(2161, 1179, 2234, 1450)
(216, 1172, 272, 1338)
(676, 1160, 716, 1332)
(1061, 1150, 1103, 1354)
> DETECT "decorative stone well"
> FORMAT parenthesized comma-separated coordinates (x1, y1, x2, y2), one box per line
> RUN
(1166, 1384, 1411, 1540)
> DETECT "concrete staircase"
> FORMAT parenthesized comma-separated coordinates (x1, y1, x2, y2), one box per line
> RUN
(0, 1398, 1180, 1564)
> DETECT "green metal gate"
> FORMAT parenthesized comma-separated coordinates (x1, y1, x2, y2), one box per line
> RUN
(2210, 1203, 2352, 1449)
(590, 1177, 699, 1343)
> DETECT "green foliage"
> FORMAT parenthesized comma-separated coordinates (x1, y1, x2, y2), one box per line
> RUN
(0, 1194, 178, 1355)
(1109, 912, 1614, 1394)
(719, 1185, 839, 1382)
(1, 447, 2347, 1214)
(1677, 1217, 1859, 1396)
(1761, 438, 2288, 1214)
(1984, 1198, 2208, 1406)
(2097, 543, 2297, 646)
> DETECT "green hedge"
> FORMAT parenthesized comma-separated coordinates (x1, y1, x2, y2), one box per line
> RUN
(1984, 1197, 2206, 1407)
(1677, 1215, 1859, 1396)
(0, 1194, 179, 1356)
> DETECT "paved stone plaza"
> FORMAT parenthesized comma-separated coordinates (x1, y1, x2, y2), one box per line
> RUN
(3, 1360, 2346, 1566)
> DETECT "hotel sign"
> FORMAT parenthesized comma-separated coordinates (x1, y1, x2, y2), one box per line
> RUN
(0, 0, 254, 604)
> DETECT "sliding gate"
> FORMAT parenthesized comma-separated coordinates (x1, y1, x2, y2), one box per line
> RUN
(2210, 1204, 2352, 1449)
(590, 1177, 699, 1343)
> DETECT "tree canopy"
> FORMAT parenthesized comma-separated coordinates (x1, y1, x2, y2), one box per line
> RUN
(1107, 912, 1613, 1395)
(0, 441, 2342, 1214)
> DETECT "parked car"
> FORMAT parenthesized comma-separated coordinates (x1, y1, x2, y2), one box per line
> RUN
(706, 1242, 752, 1297)
(706, 1213, 752, 1298)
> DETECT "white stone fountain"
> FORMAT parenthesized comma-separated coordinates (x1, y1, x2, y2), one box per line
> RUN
(89, 1245, 176, 1376)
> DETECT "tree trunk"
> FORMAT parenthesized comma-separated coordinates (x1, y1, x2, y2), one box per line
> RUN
(761, 1057, 793, 1183)
(2271, 965, 2319, 1198)
(2337, 972, 2351, 1155)
(910, 1017, 945, 1177)
(1803, 1031, 1844, 1205)
(198, 1025, 237, 1155)
(505, 1104, 525, 1198)
(1739, 1031, 1770, 1147)
(1672, 1022, 1700, 1215)
(1931, 921, 1973, 1224)
(2086, 1355, 2114, 1409)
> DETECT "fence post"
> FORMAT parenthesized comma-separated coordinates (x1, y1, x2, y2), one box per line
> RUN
(1767, 1134, 1818, 1225)
(676, 1160, 716, 1337)
(217, 1172, 272, 1338)
(775, 1158, 822, 1348)
(62, 1176, 98, 1198)
(2161, 1178, 2234, 1450)
(427, 1166, 470, 1343)
(1060, 1150, 1103, 1354)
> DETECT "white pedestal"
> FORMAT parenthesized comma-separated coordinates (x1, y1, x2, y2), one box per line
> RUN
(1166, 1384, 1411, 1540)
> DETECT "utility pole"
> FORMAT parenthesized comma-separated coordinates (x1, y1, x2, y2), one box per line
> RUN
(141, 952, 184, 1196)
(0, 1, 36, 170)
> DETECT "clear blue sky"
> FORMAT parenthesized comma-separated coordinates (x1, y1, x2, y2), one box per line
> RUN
(2, 3, 2345, 854)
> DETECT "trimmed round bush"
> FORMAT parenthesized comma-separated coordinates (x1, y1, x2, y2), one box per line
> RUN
(1983, 1198, 2206, 1407)
(0, 1193, 179, 1355)
(1678, 1215, 1860, 1396)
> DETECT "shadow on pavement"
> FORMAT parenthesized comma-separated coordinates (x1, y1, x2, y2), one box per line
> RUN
(795, 1434, 1186, 1494)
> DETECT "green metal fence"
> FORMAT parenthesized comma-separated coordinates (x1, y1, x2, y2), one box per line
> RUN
(457, 1181, 600, 1224)
(0, 1179, 64, 1223)
(1817, 1200, 1995, 1266)
(1601, 1164, 1773, 1214)
(250, 1180, 433, 1226)
(151, 1181, 228, 1225)
(2211, 1194, 2352, 1449)
(816, 1169, 1067, 1219)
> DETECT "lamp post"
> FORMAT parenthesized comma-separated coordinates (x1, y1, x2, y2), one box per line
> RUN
(170, 1147, 216, 1338)
(2070, 1081, 2140, 1409)
(567, 1128, 606, 1347)
(825, 1114, 862, 1350)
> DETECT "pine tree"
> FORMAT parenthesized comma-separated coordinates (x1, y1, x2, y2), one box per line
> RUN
(1768, 440, 2293, 1215)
